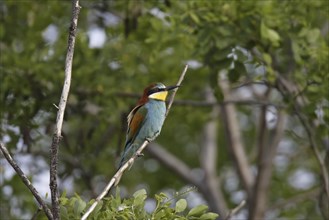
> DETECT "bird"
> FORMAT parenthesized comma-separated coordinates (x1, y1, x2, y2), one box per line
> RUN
(117, 82, 179, 169)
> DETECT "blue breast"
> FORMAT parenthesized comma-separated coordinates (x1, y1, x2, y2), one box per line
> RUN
(139, 99, 166, 141)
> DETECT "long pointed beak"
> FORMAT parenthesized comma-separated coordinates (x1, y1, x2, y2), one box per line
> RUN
(165, 85, 180, 91)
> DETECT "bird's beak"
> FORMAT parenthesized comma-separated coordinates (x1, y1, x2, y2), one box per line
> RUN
(165, 85, 180, 91)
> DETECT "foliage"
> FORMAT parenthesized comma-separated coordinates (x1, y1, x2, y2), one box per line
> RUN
(53, 189, 217, 220)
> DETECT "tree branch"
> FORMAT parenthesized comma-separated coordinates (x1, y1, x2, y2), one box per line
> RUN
(218, 77, 254, 196)
(49, 1, 81, 219)
(146, 143, 200, 186)
(249, 110, 285, 220)
(276, 75, 329, 201)
(200, 87, 228, 215)
(146, 142, 227, 217)
(0, 142, 53, 220)
(224, 200, 246, 220)
(81, 65, 188, 220)
(269, 188, 320, 211)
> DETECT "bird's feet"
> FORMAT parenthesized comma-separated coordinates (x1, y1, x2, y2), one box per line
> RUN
(136, 152, 144, 157)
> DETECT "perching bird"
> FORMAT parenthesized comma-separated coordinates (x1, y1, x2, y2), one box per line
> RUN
(118, 82, 178, 168)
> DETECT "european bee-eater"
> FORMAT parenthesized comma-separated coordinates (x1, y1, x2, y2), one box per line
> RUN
(118, 82, 178, 168)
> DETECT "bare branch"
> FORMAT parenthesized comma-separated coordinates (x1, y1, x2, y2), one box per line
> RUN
(224, 200, 246, 220)
(200, 87, 228, 215)
(0, 142, 53, 220)
(146, 143, 199, 186)
(81, 65, 188, 219)
(249, 110, 286, 220)
(49, 1, 81, 219)
(218, 77, 254, 195)
(269, 188, 320, 210)
(147, 143, 227, 216)
(276, 75, 329, 201)
(166, 64, 188, 116)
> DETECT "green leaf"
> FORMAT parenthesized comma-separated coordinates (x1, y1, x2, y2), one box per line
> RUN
(60, 206, 69, 220)
(175, 199, 187, 213)
(228, 68, 241, 83)
(187, 205, 208, 217)
(73, 198, 86, 217)
(189, 12, 200, 24)
(217, 58, 233, 70)
(261, 21, 280, 46)
(200, 212, 219, 220)
(234, 61, 247, 75)
(133, 189, 147, 206)
(133, 189, 147, 198)
(155, 192, 168, 203)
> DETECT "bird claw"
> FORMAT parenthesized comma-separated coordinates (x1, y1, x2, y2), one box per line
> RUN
(136, 153, 144, 157)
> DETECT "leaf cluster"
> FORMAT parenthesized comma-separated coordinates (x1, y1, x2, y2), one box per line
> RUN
(56, 189, 218, 220)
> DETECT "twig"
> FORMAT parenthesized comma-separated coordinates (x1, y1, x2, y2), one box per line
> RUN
(165, 64, 188, 117)
(81, 65, 188, 220)
(224, 200, 246, 220)
(31, 206, 43, 220)
(49, 1, 81, 219)
(269, 188, 320, 210)
(0, 142, 53, 220)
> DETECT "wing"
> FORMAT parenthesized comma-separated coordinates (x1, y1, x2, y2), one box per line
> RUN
(125, 104, 147, 149)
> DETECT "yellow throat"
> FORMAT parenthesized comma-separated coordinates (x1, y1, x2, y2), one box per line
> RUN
(148, 91, 168, 101)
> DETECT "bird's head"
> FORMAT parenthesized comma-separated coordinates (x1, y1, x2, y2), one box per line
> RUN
(138, 82, 179, 104)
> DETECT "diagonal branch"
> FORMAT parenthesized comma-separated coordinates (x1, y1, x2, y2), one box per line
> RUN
(49, 1, 81, 219)
(0, 142, 53, 220)
(147, 141, 228, 217)
(224, 199, 246, 220)
(81, 65, 188, 220)
(147, 143, 200, 186)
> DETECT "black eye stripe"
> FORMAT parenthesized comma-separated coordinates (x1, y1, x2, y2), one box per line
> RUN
(147, 87, 165, 96)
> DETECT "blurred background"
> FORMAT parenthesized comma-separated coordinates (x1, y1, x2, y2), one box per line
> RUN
(1, 0, 328, 219)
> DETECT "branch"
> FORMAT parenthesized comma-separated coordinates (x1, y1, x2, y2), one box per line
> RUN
(147, 142, 229, 217)
(0, 142, 53, 220)
(224, 200, 246, 220)
(147, 143, 200, 186)
(49, 1, 81, 219)
(218, 77, 254, 195)
(81, 65, 188, 220)
(276, 75, 329, 201)
(166, 64, 188, 116)
(269, 188, 320, 210)
(249, 110, 285, 220)
(200, 87, 228, 215)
